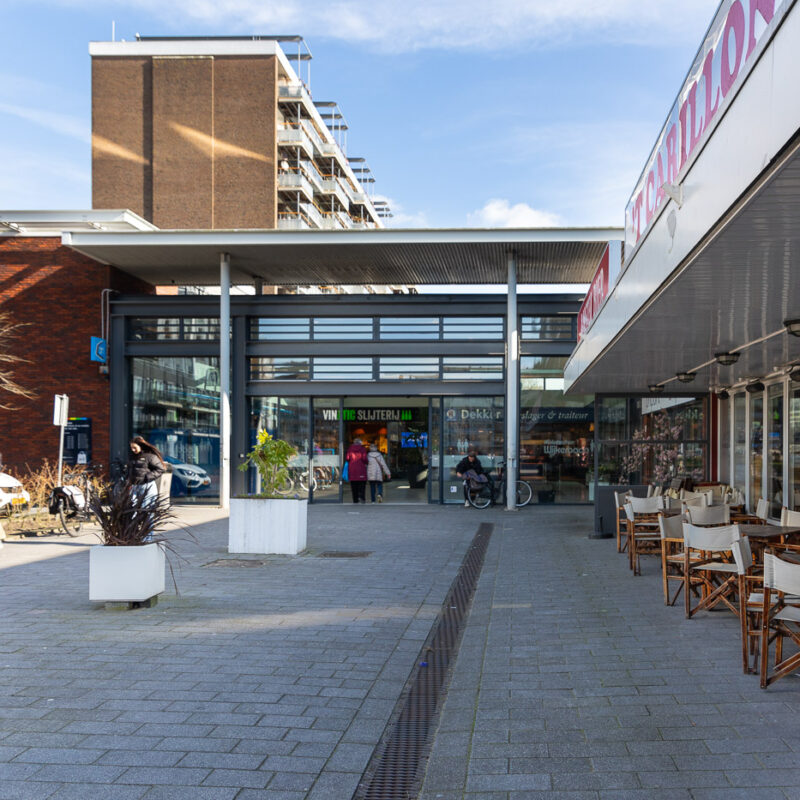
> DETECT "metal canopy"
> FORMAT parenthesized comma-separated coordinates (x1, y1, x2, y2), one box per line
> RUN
(61, 227, 619, 286)
(567, 140, 800, 394)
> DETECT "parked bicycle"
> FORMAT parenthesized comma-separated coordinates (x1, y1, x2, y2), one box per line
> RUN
(47, 464, 102, 536)
(463, 463, 532, 509)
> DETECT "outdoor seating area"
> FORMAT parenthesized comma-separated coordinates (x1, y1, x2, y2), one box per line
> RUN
(618, 483, 800, 690)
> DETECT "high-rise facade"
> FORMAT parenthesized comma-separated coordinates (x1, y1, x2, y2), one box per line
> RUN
(91, 36, 386, 232)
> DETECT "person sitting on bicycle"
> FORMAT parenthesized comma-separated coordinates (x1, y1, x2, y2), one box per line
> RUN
(456, 449, 491, 507)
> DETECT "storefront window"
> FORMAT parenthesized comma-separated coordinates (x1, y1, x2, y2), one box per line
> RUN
(790, 387, 800, 510)
(249, 397, 310, 498)
(595, 395, 707, 488)
(750, 393, 763, 510)
(520, 356, 593, 503)
(767, 384, 783, 517)
(312, 399, 341, 502)
(442, 397, 504, 503)
(719, 396, 730, 485)
(131, 356, 220, 502)
(429, 398, 441, 503)
(733, 393, 746, 491)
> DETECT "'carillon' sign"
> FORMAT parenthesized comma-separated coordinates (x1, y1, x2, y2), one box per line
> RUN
(625, 0, 789, 258)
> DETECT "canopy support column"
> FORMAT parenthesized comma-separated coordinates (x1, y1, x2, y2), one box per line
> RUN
(220, 252, 231, 510)
(506, 250, 519, 512)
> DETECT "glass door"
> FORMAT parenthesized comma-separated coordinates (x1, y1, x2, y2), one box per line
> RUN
(312, 398, 343, 502)
(767, 383, 783, 517)
(749, 392, 763, 511)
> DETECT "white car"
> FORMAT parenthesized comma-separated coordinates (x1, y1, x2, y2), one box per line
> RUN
(0, 472, 31, 512)
(164, 457, 212, 496)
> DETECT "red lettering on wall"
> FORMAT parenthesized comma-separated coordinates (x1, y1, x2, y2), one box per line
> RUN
(634, 193, 645, 239)
(645, 170, 656, 224)
(721, 1, 746, 97)
(748, 0, 775, 57)
(665, 124, 678, 184)
(656, 152, 665, 204)
(702, 48, 720, 131)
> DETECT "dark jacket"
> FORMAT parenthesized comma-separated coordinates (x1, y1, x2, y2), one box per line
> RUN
(345, 443, 369, 481)
(456, 456, 484, 477)
(127, 451, 165, 485)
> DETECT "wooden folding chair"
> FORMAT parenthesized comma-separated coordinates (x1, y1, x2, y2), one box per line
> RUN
(614, 490, 630, 553)
(683, 523, 741, 619)
(658, 511, 698, 606)
(780, 507, 800, 526)
(686, 504, 731, 526)
(760, 550, 800, 688)
(625, 495, 664, 576)
(731, 534, 762, 674)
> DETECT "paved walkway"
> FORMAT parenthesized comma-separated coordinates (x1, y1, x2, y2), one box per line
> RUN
(420, 506, 800, 800)
(0, 504, 475, 799)
(2, 504, 800, 799)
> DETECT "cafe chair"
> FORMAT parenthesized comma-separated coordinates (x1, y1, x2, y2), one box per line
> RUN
(614, 490, 631, 553)
(686, 504, 731, 526)
(625, 496, 665, 576)
(759, 550, 800, 689)
(731, 534, 762, 674)
(659, 511, 699, 606)
(683, 522, 741, 619)
(653, 485, 663, 497)
(646, 484, 654, 497)
(780, 507, 800, 527)
(756, 497, 770, 522)
(680, 489, 709, 506)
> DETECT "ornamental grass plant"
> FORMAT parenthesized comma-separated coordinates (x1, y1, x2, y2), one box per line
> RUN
(88, 480, 175, 546)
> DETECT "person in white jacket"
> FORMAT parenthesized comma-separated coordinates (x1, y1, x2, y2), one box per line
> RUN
(366, 444, 391, 503)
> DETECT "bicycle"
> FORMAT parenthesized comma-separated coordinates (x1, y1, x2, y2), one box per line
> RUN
(274, 466, 318, 496)
(464, 465, 532, 509)
(47, 464, 102, 536)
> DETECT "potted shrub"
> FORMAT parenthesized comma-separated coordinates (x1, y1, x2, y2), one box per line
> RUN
(87, 482, 175, 604)
(230, 431, 308, 555)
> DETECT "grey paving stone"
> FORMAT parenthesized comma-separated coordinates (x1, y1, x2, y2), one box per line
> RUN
(0, 781, 61, 800)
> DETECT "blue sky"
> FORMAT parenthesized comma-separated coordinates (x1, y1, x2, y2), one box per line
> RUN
(1, 0, 718, 231)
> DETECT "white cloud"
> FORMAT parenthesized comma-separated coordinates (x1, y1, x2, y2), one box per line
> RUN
(46, 0, 716, 53)
(372, 194, 429, 228)
(0, 102, 89, 142)
(468, 199, 562, 228)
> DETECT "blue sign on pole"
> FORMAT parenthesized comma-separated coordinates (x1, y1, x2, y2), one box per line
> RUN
(90, 337, 107, 363)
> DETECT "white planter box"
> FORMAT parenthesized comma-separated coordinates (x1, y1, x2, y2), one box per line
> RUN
(89, 543, 166, 602)
(229, 498, 308, 555)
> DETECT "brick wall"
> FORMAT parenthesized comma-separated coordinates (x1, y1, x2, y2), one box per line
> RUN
(92, 54, 278, 229)
(0, 236, 152, 474)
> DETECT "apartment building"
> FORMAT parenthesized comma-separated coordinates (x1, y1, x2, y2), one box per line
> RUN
(90, 35, 387, 233)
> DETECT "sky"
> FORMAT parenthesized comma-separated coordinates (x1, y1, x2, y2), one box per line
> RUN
(1, 0, 719, 234)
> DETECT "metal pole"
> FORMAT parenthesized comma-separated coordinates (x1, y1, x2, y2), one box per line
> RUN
(506, 251, 519, 511)
(57, 421, 66, 486)
(220, 253, 231, 510)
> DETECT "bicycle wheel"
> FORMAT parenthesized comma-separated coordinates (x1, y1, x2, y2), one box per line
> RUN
(58, 500, 83, 536)
(515, 480, 533, 508)
(467, 484, 492, 509)
(273, 475, 294, 496)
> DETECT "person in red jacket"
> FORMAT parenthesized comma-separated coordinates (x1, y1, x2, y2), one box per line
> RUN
(345, 438, 369, 504)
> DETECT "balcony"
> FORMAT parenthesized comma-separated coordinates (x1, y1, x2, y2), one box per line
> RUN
(319, 177, 350, 211)
(277, 171, 314, 203)
(277, 125, 313, 159)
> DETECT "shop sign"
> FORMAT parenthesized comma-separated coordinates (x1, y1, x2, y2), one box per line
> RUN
(520, 407, 594, 425)
(445, 407, 503, 422)
(625, 0, 789, 258)
(336, 408, 413, 422)
(543, 441, 592, 457)
(577, 242, 622, 340)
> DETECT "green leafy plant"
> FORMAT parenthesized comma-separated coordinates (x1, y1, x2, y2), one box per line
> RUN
(238, 430, 297, 498)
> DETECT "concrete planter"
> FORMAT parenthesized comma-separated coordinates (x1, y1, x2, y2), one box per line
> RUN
(229, 497, 308, 555)
(89, 542, 165, 602)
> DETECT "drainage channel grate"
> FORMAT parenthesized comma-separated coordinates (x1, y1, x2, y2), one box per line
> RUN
(203, 559, 266, 568)
(353, 521, 493, 800)
(318, 551, 373, 558)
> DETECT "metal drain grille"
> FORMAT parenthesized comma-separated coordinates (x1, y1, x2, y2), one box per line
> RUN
(353, 522, 493, 800)
(318, 551, 373, 558)
(203, 559, 265, 568)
